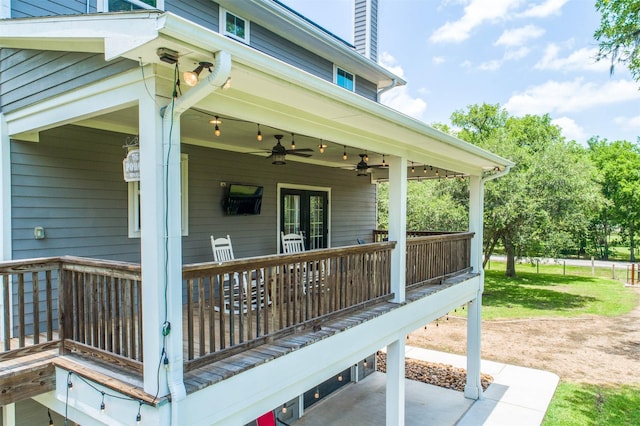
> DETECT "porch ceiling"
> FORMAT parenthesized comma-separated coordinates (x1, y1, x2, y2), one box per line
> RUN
(1, 11, 513, 177)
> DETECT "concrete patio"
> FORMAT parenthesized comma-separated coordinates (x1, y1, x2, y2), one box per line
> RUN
(292, 346, 559, 426)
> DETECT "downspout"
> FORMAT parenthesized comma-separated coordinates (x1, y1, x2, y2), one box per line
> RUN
(160, 50, 231, 426)
(482, 165, 511, 183)
(377, 78, 397, 99)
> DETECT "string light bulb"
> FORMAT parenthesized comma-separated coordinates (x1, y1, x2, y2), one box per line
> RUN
(363, 358, 368, 368)
(381, 155, 386, 167)
(364, 152, 369, 162)
(314, 388, 320, 399)
(411, 162, 415, 173)
(337, 374, 343, 382)
(100, 392, 106, 414)
(290, 133, 296, 150)
(342, 146, 347, 161)
(281, 404, 287, 414)
(256, 124, 262, 141)
(214, 116, 221, 136)
(318, 141, 327, 154)
(423, 165, 427, 174)
(47, 409, 54, 426)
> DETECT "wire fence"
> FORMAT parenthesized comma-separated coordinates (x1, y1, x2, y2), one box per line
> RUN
(485, 257, 639, 285)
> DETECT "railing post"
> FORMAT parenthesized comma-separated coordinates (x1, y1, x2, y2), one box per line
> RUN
(58, 264, 72, 355)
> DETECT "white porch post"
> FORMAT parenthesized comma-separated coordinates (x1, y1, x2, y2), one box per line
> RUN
(139, 87, 184, 397)
(386, 338, 406, 425)
(0, 113, 10, 261)
(388, 155, 407, 303)
(465, 175, 484, 399)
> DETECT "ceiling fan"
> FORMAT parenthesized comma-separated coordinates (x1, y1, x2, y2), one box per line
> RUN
(347, 154, 388, 176)
(268, 134, 313, 165)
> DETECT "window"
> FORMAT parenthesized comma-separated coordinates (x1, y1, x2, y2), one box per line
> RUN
(128, 154, 188, 238)
(220, 8, 250, 43)
(102, 0, 161, 12)
(335, 67, 355, 91)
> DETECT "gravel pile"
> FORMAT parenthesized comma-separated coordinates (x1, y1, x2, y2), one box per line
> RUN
(376, 352, 493, 392)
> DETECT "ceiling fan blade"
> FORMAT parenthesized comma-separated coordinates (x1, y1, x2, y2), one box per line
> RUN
(288, 152, 313, 158)
(288, 148, 314, 152)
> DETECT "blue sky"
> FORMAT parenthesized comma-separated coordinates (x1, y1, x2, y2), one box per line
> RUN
(281, 0, 640, 145)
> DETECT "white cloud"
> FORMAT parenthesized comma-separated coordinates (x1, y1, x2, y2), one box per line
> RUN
(614, 115, 640, 136)
(430, 0, 523, 43)
(519, 0, 569, 18)
(504, 46, 531, 60)
(432, 56, 446, 65)
(495, 25, 545, 47)
(478, 60, 502, 71)
(552, 116, 587, 143)
(380, 88, 428, 119)
(535, 44, 609, 72)
(379, 52, 427, 119)
(379, 51, 405, 77)
(505, 78, 640, 116)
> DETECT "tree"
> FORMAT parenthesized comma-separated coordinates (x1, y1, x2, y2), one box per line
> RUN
(451, 104, 600, 277)
(588, 138, 640, 261)
(594, 0, 640, 81)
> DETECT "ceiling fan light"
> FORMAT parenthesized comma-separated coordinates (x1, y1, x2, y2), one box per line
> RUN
(272, 153, 286, 165)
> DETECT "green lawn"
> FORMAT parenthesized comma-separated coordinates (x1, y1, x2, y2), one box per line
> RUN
(473, 266, 640, 425)
(543, 382, 640, 425)
(481, 269, 638, 320)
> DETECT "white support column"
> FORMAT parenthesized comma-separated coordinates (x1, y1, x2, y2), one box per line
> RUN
(0, 114, 10, 261)
(388, 155, 407, 303)
(386, 338, 405, 425)
(139, 86, 184, 398)
(2, 402, 15, 426)
(465, 175, 484, 399)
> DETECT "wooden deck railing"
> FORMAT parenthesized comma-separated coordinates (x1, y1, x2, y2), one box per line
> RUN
(405, 232, 474, 287)
(372, 229, 463, 242)
(0, 256, 142, 370)
(0, 232, 473, 372)
(59, 257, 143, 370)
(0, 257, 61, 360)
(181, 241, 396, 371)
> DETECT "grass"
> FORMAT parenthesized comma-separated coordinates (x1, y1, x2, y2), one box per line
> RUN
(472, 264, 640, 425)
(481, 269, 638, 320)
(543, 382, 640, 425)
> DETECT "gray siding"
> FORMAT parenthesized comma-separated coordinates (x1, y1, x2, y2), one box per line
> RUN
(356, 76, 377, 101)
(11, 125, 139, 262)
(354, 0, 378, 62)
(0, 49, 138, 114)
(12, 126, 377, 265)
(183, 143, 377, 263)
(250, 23, 334, 82)
(11, 0, 95, 17)
(166, 0, 218, 32)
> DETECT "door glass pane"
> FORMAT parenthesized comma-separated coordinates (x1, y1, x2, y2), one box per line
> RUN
(309, 195, 324, 249)
(283, 195, 301, 234)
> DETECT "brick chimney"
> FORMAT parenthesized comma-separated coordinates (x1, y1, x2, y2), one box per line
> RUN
(354, 0, 378, 62)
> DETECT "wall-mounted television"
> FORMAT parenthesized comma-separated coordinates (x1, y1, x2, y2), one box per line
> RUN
(223, 184, 263, 215)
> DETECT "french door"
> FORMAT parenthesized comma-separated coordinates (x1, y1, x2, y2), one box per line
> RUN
(280, 188, 328, 250)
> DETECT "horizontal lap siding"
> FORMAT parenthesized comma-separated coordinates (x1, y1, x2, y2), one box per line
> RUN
(11, 0, 94, 17)
(11, 125, 138, 261)
(0, 49, 137, 114)
(166, 0, 218, 31)
(250, 23, 334, 82)
(183, 144, 376, 263)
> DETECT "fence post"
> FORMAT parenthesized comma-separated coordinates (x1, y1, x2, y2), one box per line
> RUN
(536, 259, 539, 274)
(591, 256, 595, 276)
(612, 264, 615, 280)
(632, 264, 636, 286)
(563, 260, 566, 276)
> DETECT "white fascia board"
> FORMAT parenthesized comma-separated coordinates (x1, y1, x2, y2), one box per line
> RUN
(0, 12, 162, 58)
